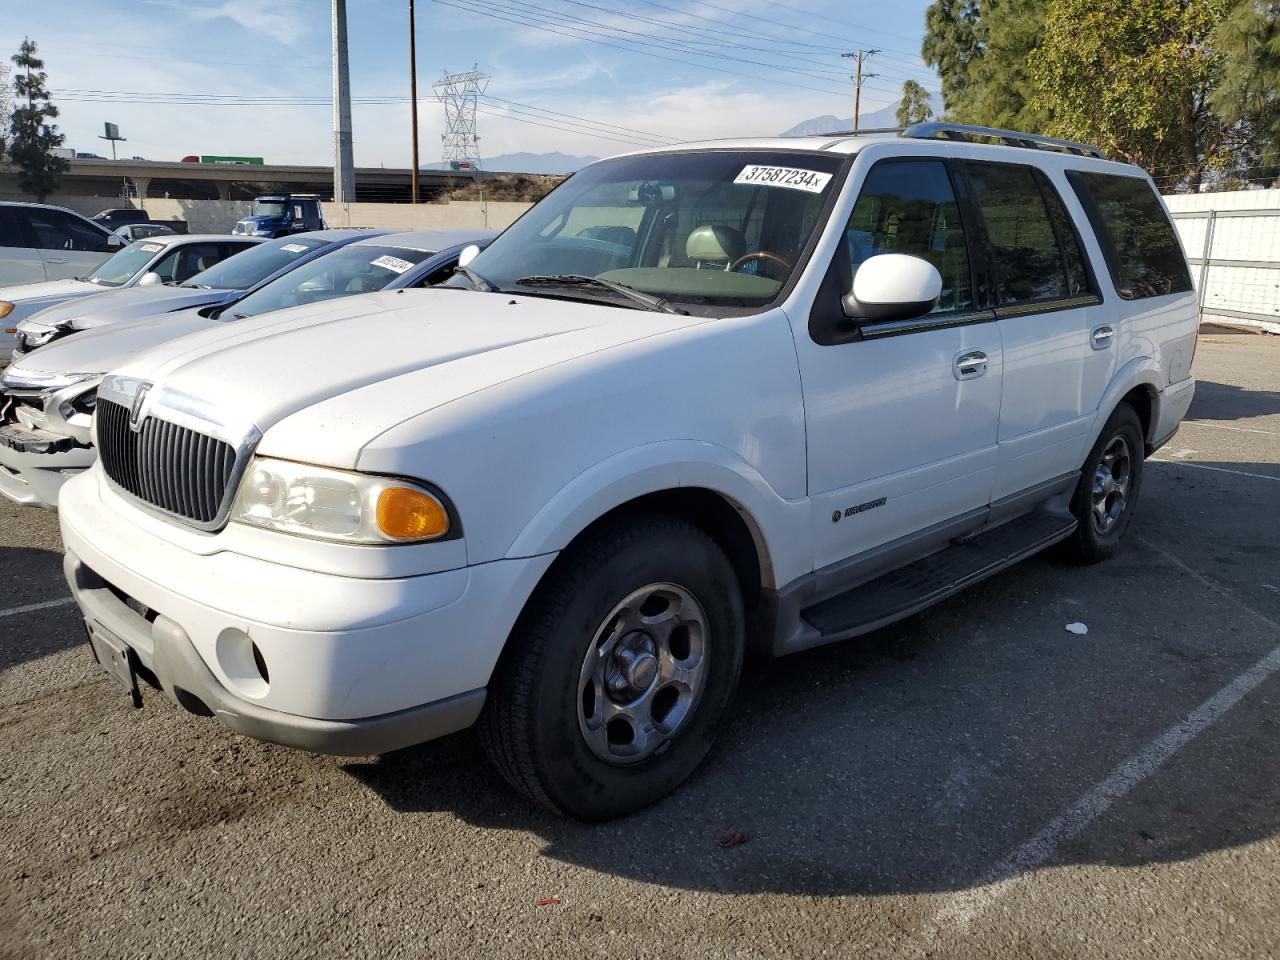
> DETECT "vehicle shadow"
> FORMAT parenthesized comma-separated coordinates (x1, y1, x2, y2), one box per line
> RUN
(0, 544, 83, 671)
(1189, 379, 1280, 424)
(345, 529, 1280, 896)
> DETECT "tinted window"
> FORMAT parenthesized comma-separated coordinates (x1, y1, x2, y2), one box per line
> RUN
(1040, 176, 1091, 297)
(228, 244, 435, 318)
(965, 162, 1080, 306)
(26, 209, 112, 253)
(0, 208, 27, 248)
(152, 243, 224, 284)
(184, 235, 327, 290)
(845, 159, 973, 313)
(1068, 172, 1192, 300)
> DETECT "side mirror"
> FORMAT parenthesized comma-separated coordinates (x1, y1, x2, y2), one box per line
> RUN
(457, 244, 481, 267)
(136, 271, 163, 287)
(843, 253, 942, 323)
(106, 234, 125, 249)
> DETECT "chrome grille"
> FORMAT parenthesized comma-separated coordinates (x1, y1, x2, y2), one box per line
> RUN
(97, 397, 237, 525)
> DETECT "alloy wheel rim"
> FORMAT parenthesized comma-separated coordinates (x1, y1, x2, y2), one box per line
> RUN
(1091, 434, 1132, 535)
(576, 582, 709, 765)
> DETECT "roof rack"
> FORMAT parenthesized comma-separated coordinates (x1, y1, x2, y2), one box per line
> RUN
(902, 122, 1105, 158)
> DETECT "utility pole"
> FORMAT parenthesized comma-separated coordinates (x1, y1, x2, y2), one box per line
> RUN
(331, 0, 356, 204)
(408, 0, 420, 203)
(841, 49, 880, 131)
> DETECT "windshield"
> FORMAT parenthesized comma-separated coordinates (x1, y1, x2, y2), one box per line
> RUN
(86, 241, 166, 286)
(455, 150, 844, 312)
(252, 200, 288, 218)
(228, 244, 436, 318)
(184, 236, 327, 290)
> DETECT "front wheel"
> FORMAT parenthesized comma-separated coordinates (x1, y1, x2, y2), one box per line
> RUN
(478, 515, 744, 821)
(1066, 402, 1145, 563)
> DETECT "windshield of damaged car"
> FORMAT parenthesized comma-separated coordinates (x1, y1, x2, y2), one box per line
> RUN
(450, 150, 845, 312)
(183, 235, 327, 290)
(228, 245, 435, 318)
(252, 200, 288, 218)
(86, 241, 165, 286)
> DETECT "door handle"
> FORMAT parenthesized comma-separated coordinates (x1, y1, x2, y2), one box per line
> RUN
(954, 350, 988, 380)
(44, 258, 68, 264)
(1091, 325, 1115, 350)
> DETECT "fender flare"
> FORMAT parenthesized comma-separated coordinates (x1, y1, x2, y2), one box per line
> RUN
(1089, 355, 1162, 447)
(504, 439, 811, 591)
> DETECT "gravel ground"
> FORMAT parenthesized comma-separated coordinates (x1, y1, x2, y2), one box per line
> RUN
(1, 329, 1278, 959)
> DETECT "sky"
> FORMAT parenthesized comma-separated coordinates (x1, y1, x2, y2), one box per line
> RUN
(0, 0, 940, 168)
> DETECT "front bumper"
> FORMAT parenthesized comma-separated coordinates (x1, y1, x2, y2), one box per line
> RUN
(59, 469, 555, 753)
(67, 551, 485, 755)
(0, 423, 94, 508)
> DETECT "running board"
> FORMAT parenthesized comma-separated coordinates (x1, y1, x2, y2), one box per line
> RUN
(800, 511, 1077, 642)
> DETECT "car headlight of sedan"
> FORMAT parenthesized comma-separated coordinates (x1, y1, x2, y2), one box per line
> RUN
(230, 457, 454, 544)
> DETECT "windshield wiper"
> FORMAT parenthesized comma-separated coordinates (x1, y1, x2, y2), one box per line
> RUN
(458, 264, 497, 293)
(514, 275, 686, 314)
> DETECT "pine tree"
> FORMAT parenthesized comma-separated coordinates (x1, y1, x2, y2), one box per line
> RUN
(8, 39, 69, 201)
(897, 81, 935, 126)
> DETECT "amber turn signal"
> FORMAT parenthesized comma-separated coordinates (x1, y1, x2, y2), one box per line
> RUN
(0, 301, 13, 320)
(376, 486, 449, 540)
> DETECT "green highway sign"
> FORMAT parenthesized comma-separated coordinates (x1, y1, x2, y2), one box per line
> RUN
(200, 155, 264, 165)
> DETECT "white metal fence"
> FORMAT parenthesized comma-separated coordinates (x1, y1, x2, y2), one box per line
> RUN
(1166, 191, 1280, 334)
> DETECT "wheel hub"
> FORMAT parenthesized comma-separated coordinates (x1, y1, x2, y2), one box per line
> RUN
(1091, 435, 1132, 535)
(606, 633, 659, 696)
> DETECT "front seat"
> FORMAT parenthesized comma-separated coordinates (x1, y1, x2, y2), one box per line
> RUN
(685, 224, 746, 270)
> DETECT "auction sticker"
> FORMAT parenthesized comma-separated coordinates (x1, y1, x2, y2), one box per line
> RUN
(371, 254, 415, 274)
(734, 165, 832, 193)
(281, 243, 310, 253)
(140, 243, 164, 252)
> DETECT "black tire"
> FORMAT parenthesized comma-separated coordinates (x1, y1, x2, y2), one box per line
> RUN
(1066, 402, 1145, 563)
(478, 514, 745, 821)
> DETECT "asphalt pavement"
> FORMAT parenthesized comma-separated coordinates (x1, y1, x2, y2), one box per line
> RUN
(1, 329, 1278, 959)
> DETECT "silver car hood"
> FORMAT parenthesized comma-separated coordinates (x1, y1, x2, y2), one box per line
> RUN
(0, 278, 98, 305)
(19, 284, 235, 333)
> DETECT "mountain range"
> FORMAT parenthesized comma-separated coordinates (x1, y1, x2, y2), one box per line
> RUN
(779, 95, 944, 137)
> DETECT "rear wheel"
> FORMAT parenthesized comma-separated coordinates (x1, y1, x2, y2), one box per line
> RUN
(479, 515, 744, 821)
(1066, 402, 1145, 563)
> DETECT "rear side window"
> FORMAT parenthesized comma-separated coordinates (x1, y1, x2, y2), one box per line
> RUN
(26, 208, 113, 253)
(845, 159, 974, 313)
(964, 161, 1091, 308)
(1067, 171, 1192, 300)
(0, 208, 27, 248)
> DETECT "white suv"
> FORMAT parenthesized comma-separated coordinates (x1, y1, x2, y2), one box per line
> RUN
(59, 124, 1198, 820)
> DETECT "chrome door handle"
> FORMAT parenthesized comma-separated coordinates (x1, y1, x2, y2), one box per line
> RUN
(954, 350, 988, 380)
(1091, 325, 1115, 350)
(44, 258, 68, 264)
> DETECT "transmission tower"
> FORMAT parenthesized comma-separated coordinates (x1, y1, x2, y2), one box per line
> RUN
(433, 66, 489, 170)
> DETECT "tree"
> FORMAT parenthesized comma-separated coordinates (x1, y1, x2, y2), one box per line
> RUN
(897, 80, 936, 126)
(1028, 0, 1233, 192)
(8, 39, 69, 201)
(1212, 1, 1280, 180)
(921, 0, 1048, 129)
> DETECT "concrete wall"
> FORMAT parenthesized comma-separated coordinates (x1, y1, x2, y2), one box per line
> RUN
(0, 183, 532, 234)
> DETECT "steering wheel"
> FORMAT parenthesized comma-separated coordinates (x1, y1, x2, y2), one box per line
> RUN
(730, 250, 793, 273)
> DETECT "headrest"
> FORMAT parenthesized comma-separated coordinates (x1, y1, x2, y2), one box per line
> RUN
(685, 224, 746, 264)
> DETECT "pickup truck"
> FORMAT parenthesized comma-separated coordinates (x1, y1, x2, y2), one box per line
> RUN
(59, 125, 1198, 820)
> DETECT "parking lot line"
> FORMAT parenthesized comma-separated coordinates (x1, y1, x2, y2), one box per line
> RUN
(1183, 419, 1279, 437)
(1148, 458, 1280, 484)
(918, 536, 1280, 944)
(0, 597, 75, 619)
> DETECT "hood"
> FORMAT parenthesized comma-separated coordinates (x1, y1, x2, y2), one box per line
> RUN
(237, 215, 285, 228)
(5, 306, 225, 378)
(0, 278, 98, 305)
(19, 284, 234, 333)
(112, 288, 701, 457)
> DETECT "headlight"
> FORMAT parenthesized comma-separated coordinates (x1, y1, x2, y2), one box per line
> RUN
(230, 457, 453, 544)
(0, 301, 13, 320)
